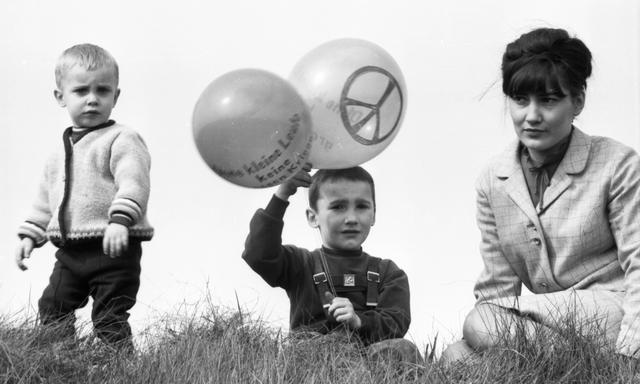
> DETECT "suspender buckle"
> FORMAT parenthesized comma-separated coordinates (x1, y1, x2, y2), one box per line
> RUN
(367, 271, 380, 283)
(366, 270, 380, 307)
(313, 272, 327, 284)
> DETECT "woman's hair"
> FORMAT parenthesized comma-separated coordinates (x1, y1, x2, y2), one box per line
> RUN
(501, 28, 592, 98)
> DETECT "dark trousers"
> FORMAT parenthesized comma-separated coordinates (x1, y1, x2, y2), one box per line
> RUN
(38, 240, 142, 348)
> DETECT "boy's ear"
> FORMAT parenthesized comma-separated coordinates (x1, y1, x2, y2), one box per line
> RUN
(306, 208, 319, 228)
(54, 89, 65, 107)
(113, 88, 121, 106)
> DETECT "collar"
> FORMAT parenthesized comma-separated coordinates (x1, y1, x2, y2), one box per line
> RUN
(495, 126, 591, 179)
(73, 119, 116, 131)
(321, 246, 363, 258)
(67, 120, 116, 144)
(521, 128, 573, 169)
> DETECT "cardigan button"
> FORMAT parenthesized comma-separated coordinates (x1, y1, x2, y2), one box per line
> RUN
(531, 238, 541, 246)
(539, 282, 548, 288)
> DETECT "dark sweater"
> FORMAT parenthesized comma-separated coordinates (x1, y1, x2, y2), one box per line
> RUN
(242, 195, 411, 345)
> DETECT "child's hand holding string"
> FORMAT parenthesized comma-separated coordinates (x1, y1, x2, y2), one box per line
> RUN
(325, 292, 362, 330)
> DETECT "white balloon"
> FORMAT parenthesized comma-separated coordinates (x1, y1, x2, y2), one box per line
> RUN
(289, 38, 406, 169)
(192, 69, 312, 188)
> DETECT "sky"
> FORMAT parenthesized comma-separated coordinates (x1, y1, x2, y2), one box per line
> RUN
(0, 0, 638, 353)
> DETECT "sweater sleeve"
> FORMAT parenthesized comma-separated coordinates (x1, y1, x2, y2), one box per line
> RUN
(241, 195, 304, 290)
(355, 260, 411, 344)
(108, 129, 151, 225)
(17, 162, 52, 247)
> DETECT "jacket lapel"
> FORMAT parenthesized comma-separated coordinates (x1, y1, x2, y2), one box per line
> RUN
(496, 127, 592, 217)
(538, 128, 591, 214)
(495, 141, 539, 224)
(495, 141, 557, 288)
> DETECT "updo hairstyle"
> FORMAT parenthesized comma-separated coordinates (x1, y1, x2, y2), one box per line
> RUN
(501, 28, 592, 99)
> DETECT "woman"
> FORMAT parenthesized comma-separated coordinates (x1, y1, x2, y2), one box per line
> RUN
(444, 27, 640, 361)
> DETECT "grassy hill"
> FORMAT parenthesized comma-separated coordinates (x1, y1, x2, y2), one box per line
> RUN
(1, 305, 639, 383)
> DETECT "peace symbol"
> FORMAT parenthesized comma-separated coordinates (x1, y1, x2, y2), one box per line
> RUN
(339, 66, 404, 146)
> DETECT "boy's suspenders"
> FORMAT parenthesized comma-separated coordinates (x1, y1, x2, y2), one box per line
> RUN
(365, 257, 381, 307)
(312, 251, 336, 313)
(311, 251, 382, 315)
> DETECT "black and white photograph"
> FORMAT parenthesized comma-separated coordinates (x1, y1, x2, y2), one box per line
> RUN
(1, 0, 639, 382)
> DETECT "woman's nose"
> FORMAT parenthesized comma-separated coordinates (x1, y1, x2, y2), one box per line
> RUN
(525, 102, 542, 123)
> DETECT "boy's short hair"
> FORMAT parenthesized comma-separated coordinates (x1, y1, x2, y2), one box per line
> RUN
(308, 166, 376, 211)
(55, 43, 119, 89)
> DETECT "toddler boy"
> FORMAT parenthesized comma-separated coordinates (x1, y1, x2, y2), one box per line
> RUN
(15, 43, 153, 350)
(242, 166, 421, 363)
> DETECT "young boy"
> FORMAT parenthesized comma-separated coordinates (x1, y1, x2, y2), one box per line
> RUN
(242, 166, 421, 363)
(14, 44, 153, 350)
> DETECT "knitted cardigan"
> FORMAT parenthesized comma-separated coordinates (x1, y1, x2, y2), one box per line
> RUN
(18, 122, 154, 247)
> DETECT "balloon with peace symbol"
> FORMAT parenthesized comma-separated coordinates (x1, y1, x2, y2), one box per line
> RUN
(290, 38, 407, 169)
(340, 65, 404, 146)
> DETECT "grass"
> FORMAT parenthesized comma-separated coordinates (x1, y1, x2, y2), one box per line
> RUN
(1, 304, 639, 383)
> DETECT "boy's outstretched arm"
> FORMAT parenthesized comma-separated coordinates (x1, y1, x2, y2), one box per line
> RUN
(242, 166, 312, 289)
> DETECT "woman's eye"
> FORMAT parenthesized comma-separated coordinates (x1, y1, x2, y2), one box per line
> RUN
(512, 96, 528, 105)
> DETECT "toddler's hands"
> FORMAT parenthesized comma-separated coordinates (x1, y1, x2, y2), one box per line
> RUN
(103, 223, 129, 258)
(327, 293, 362, 329)
(275, 163, 312, 201)
(15, 237, 35, 271)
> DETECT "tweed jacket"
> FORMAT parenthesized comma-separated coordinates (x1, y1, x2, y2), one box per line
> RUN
(473, 127, 640, 356)
(18, 123, 154, 247)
